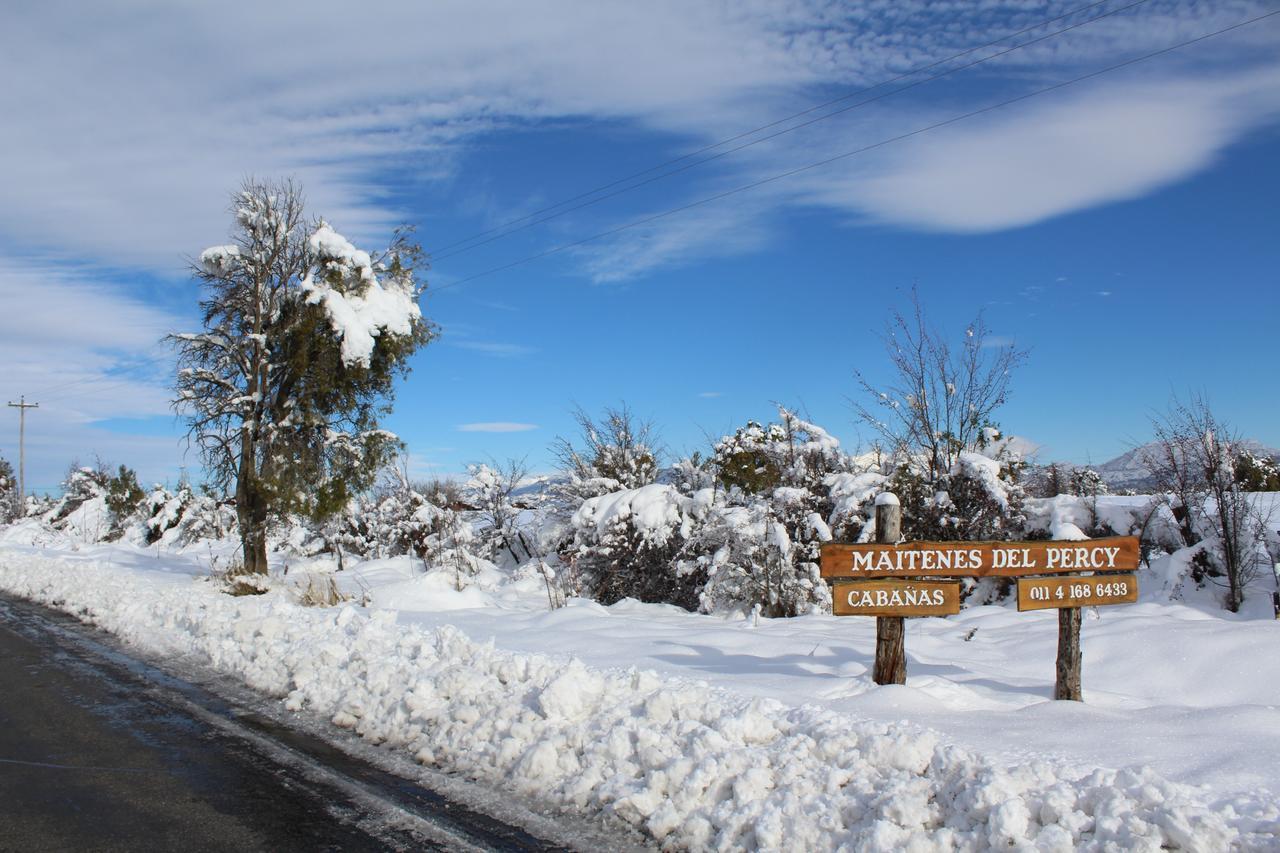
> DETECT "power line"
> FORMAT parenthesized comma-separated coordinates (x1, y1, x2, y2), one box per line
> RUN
(430, 9, 1279, 294)
(429, 0, 1149, 260)
(40, 374, 164, 407)
(23, 341, 170, 403)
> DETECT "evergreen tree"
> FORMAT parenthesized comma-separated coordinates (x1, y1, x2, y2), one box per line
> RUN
(0, 455, 14, 522)
(171, 179, 436, 574)
(105, 464, 146, 528)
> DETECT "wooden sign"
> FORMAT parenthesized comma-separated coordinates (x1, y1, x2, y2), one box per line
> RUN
(831, 579, 961, 617)
(820, 536, 1139, 579)
(1017, 574, 1138, 611)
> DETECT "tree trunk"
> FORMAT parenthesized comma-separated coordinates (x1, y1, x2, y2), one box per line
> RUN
(1055, 607, 1082, 701)
(235, 428, 269, 575)
(873, 495, 906, 686)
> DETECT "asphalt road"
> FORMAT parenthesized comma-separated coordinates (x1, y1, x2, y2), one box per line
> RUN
(0, 593, 577, 853)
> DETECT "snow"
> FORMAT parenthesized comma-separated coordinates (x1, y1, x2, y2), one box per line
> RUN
(199, 244, 240, 273)
(572, 483, 698, 544)
(1, 541, 1278, 850)
(955, 451, 1011, 511)
(299, 223, 421, 368)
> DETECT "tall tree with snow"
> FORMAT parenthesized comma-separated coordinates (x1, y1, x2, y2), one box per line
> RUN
(170, 179, 436, 575)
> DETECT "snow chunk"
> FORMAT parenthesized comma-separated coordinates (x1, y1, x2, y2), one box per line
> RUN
(572, 484, 696, 545)
(300, 223, 420, 367)
(954, 451, 1010, 510)
(199, 244, 240, 274)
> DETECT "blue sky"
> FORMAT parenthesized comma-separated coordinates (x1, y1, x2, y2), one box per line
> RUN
(1, 0, 1277, 492)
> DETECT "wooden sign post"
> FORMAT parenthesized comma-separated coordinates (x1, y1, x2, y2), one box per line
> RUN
(872, 494, 904, 686)
(821, 514, 1140, 700)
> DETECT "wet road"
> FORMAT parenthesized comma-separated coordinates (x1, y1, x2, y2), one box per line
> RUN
(0, 594, 571, 852)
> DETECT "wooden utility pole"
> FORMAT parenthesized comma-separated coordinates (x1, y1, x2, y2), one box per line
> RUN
(872, 492, 905, 685)
(7, 396, 38, 515)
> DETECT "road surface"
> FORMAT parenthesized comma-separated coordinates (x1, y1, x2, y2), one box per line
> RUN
(0, 592, 603, 852)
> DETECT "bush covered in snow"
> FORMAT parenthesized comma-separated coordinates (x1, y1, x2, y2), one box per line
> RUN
(887, 449, 1027, 544)
(569, 484, 706, 609)
(130, 483, 236, 548)
(681, 408, 881, 617)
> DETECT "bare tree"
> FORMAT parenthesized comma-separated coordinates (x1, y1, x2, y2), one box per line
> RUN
(1143, 395, 1271, 612)
(551, 402, 660, 491)
(856, 289, 1028, 481)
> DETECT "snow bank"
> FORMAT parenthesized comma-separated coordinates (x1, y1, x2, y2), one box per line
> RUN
(1, 553, 1275, 851)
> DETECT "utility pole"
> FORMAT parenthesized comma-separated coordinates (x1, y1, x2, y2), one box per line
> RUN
(7, 396, 38, 516)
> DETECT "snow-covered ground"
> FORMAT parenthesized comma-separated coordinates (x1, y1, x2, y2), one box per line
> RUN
(1, 534, 1278, 850)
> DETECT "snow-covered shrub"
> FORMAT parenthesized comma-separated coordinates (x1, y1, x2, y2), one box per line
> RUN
(172, 493, 236, 546)
(890, 450, 1026, 544)
(569, 484, 706, 609)
(49, 466, 108, 523)
(548, 403, 662, 529)
(136, 484, 187, 544)
(1235, 451, 1280, 491)
(328, 488, 433, 560)
(1032, 463, 1109, 499)
(683, 408, 880, 617)
(324, 479, 483, 587)
(130, 484, 235, 548)
(463, 461, 534, 566)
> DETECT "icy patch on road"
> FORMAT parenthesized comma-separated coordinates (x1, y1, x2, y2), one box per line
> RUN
(1, 554, 1276, 851)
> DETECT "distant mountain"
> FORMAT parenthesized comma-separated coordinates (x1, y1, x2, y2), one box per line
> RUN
(1091, 444, 1165, 491)
(1089, 440, 1279, 492)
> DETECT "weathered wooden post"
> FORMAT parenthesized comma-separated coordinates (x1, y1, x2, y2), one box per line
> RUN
(1055, 607, 1082, 701)
(872, 493, 905, 686)
(1272, 562, 1280, 619)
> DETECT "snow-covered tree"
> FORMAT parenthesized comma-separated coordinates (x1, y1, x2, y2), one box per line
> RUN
(170, 179, 436, 574)
(1144, 396, 1272, 612)
(104, 464, 145, 529)
(888, 449, 1027, 544)
(0, 455, 14, 523)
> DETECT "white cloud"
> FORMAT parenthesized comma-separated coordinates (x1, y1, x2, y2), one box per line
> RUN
(0, 255, 184, 489)
(456, 422, 539, 433)
(0, 1, 1276, 284)
(699, 391, 724, 398)
(815, 66, 1280, 233)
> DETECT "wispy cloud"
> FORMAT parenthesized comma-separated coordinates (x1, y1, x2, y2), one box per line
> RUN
(456, 422, 539, 433)
(698, 391, 724, 398)
(828, 67, 1280, 233)
(0, 254, 184, 487)
(452, 341, 537, 358)
(1, 1, 1276, 286)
